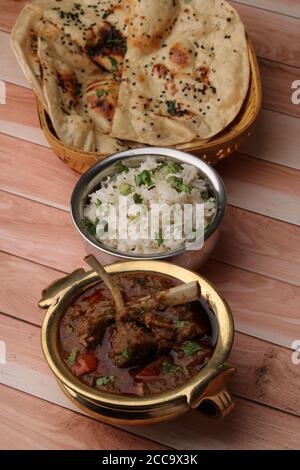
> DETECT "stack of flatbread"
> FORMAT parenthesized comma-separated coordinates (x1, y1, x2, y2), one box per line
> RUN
(11, 0, 250, 154)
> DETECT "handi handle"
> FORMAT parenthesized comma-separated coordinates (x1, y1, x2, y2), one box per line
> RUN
(187, 364, 236, 419)
(38, 268, 86, 309)
(197, 389, 235, 419)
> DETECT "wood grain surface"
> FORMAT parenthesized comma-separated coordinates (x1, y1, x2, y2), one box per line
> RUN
(0, 0, 299, 450)
(0, 385, 167, 450)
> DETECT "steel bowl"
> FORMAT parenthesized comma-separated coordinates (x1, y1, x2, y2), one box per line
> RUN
(71, 148, 226, 270)
(39, 260, 235, 426)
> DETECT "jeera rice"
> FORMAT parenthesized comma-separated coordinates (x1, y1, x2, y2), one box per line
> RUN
(83, 157, 217, 254)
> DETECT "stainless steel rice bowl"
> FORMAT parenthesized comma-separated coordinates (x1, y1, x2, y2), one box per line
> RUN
(71, 147, 227, 270)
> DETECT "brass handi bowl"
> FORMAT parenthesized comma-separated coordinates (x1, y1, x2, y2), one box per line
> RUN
(39, 261, 235, 426)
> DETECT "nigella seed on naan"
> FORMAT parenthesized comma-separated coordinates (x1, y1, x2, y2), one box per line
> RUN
(11, 0, 250, 152)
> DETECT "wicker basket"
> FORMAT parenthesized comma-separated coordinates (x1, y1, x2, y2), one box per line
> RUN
(38, 40, 262, 174)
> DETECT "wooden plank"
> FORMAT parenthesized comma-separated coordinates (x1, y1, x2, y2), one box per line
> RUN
(2, 130, 300, 226)
(232, 3, 300, 67)
(231, 0, 300, 19)
(0, 31, 28, 88)
(1, 250, 299, 350)
(0, 83, 49, 146)
(216, 205, 300, 286)
(0, 385, 166, 450)
(202, 260, 300, 349)
(0, 189, 299, 288)
(219, 153, 300, 226)
(0, 134, 77, 210)
(1, 88, 299, 173)
(0, 120, 49, 148)
(0, 1, 27, 32)
(0, 82, 40, 128)
(241, 109, 300, 170)
(258, 58, 300, 119)
(230, 333, 300, 416)
(0, 251, 63, 326)
(0, 191, 84, 272)
(0, 313, 299, 449)
(136, 397, 300, 450)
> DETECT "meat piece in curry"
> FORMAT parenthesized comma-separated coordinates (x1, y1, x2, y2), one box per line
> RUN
(59, 271, 217, 397)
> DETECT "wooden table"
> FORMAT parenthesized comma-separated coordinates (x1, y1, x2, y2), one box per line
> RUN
(0, 0, 300, 450)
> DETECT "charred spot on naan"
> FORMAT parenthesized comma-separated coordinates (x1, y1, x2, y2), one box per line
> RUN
(152, 64, 171, 80)
(88, 96, 115, 121)
(85, 22, 126, 72)
(152, 64, 177, 95)
(169, 43, 190, 68)
(86, 80, 119, 130)
(56, 71, 82, 105)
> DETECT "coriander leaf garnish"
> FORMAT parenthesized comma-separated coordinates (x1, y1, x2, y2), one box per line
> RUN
(181, 341, 201, 357)
(168, 176, 191, 193)
(84, 217, 99, 236)
(135, 170, 155, 188)
(156, 228, 164, 247)
(133, 193, 143, 204)
(115, 161, 129, 174)
(134, 277, 147, 286)
(167, 162, 183, 173)
(108, 56, 118, 71)
(166, 100, 189, 117)
(166, 100, 176, 115)
(151, 162, 166, 174)
(122, 348, 130, 360)
(161, 362, 182, 374)
(96, 89, 109, 97)
(175, 321, 190, 329)
(128, 212, 142, 222)
(119, 183, 132, 196)
(67, 348, 78, 366)
(95, 199, 102, 207)
(96, 375, 114, 386)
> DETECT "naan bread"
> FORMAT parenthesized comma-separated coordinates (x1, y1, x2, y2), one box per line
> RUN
(11, 4, 47, 109)
(111, 0, 250, 145)
(11, 0, 250, 152)
(11, 1, 131, 153)
(34, 0, 129, 73)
